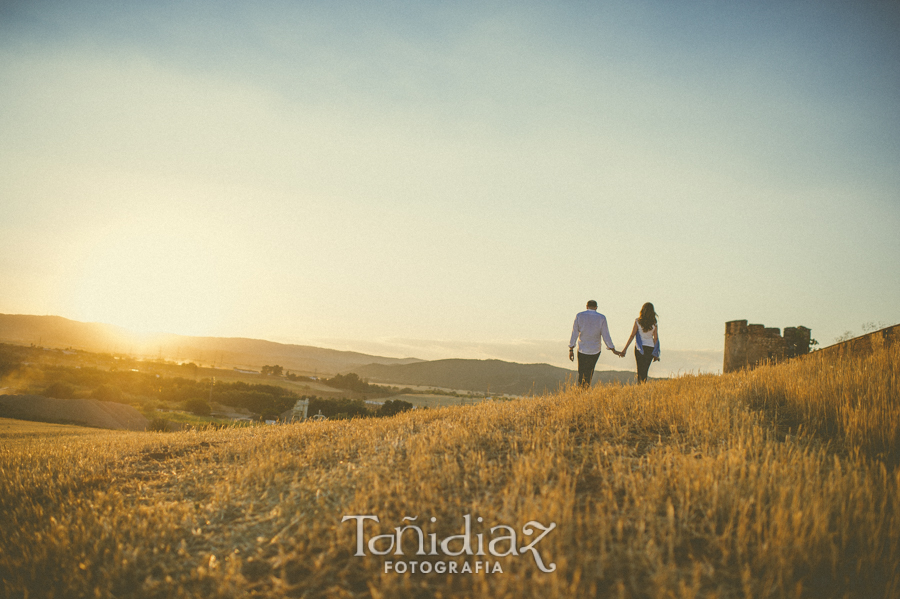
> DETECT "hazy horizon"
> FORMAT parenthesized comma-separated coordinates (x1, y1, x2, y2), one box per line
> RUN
(0, 311, 722, 376)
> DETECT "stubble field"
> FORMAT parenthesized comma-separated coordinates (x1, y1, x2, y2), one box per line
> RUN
(1, 345, 898, 598)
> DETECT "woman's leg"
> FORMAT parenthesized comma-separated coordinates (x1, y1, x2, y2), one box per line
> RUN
(635, 347, 652, 382)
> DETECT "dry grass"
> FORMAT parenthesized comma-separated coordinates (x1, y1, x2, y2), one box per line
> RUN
(1, 346, 898, 598)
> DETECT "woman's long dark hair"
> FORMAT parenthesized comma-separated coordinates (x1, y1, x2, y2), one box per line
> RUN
(638, 302, 657, 332)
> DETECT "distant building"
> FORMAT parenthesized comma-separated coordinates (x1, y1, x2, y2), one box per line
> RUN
(280, 398, 310, 422)
(723, 320, 811, 373)
(233, 368, 260, 374)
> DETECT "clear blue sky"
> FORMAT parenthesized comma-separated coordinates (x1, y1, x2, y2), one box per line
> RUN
(1, 1, 898, 374)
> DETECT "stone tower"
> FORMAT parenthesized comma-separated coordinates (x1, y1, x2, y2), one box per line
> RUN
(723, 320, 811, 373)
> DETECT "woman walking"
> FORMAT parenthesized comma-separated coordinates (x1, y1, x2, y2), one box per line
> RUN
(621, 303, 660, 383)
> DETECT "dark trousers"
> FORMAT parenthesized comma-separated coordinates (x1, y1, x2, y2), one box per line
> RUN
(635, 347, 654, 382)
(577, 352, 600, 388)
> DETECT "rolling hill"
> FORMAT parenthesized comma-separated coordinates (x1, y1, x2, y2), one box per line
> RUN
(0, 314, 420, 375)
(350, 358, 636, 395)
(0, 314, 639, 395)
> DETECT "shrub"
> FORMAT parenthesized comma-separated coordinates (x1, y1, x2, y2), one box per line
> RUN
(91, 384, 124, 403)
(325, 373, 372, 393)
(182, 398, 212, 416)
(147, 417, 171, 432)
(308, 397, 371, 419)
(43, 382, 77, 399)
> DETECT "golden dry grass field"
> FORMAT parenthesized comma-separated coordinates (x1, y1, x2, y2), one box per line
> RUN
(1, 345, 899, 598)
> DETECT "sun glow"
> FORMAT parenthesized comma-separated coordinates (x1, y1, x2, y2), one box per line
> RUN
(69, 223, 231, 335)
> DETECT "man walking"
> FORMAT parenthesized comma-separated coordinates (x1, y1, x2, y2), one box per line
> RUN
(569, 300, 620, 388)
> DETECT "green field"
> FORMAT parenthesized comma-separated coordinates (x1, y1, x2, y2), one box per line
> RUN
(1, 345, 898, 598)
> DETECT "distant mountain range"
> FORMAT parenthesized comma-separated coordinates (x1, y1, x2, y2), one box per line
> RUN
(351, 359, 636, 396)
(0, 314, 637, 395)
(0, 314, 420, 375)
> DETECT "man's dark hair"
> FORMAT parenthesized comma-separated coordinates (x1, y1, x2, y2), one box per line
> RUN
(587, 300, 598, 308)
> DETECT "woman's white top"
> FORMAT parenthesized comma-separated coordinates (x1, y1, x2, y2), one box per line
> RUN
(636, 319, 656, 347)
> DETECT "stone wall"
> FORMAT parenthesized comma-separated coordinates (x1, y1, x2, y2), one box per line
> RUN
(815, 324, 899, 359)
(723, 320, 811, 373)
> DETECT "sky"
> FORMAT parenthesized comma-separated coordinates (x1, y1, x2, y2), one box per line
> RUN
(1, 0, 898, 375)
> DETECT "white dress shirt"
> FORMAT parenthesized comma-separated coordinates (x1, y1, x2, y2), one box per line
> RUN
(569, 309, 615, 355)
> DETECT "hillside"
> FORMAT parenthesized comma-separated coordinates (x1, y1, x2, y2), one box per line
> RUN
(351, 358, 636, 395)
(1, 342, 896, 598)
(0, 395, 148, 430)
(0, 314, 420, 375)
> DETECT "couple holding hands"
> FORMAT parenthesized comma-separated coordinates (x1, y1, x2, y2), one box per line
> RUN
(568, 300, 660, 387)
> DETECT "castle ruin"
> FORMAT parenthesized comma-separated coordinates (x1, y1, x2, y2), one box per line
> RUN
(723, 320, 811, 373)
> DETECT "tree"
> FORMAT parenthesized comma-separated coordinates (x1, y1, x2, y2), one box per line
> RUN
(261, 365, 284, 376)
(862, 321, 888, 334)
(0, 345, 22, 378)
(183, 398, 212, 416)
(325, 373, 371, 393)
(834, 330, 855, 343)
(377, 399, 414, 418)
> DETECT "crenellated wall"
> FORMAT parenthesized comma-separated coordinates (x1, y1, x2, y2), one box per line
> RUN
(723, 320, 811, 373)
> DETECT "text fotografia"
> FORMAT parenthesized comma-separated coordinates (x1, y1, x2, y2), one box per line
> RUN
(341, 514, 557, 574)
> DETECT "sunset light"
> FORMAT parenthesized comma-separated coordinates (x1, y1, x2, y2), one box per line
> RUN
(1, 1, 897, 372)
(1, 3, 899, 597)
